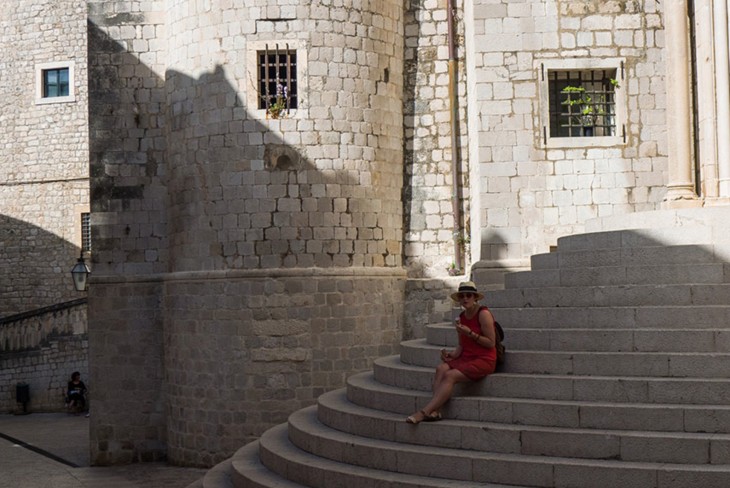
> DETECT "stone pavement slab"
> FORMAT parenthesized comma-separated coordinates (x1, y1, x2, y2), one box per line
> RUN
(0, 413, 206, 488)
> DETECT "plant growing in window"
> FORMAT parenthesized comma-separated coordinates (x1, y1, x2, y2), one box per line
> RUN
(561, 78, 619, 136)
(547, 69, 620, 138)
(267, 83, 289, 119)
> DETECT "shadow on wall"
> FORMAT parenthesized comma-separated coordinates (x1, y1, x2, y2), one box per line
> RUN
(86, 17, 405, 466)
(0, 214, 83, 318)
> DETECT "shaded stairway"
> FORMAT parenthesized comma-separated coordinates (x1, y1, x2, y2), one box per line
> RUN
(195, 210, 730, 488)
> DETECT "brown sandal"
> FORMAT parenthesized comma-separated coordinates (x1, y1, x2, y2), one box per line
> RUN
(406, 410, 427, 424)
(423, 411, 442, 422)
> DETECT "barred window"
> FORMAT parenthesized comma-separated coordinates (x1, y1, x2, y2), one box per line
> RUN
(548, 69, 618, 138)
(81, 213, 91, 252)
(257, 46, 298, 116)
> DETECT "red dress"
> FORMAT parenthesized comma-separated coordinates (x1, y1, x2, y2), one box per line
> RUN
(447, 306, 497, 380)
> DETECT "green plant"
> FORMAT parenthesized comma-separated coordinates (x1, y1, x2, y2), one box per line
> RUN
(267, 83, 288, 119)
(561, 78, 619, 129)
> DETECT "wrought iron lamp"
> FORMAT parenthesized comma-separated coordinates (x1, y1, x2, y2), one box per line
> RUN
(71, 252, 90, 291)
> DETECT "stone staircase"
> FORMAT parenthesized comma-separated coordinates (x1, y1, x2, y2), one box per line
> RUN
(192, 209, 730, 488)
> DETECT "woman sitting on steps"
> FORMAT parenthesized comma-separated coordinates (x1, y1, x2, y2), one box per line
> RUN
(406, 281, 498, 424)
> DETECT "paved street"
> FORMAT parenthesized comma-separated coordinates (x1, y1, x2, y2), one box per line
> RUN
(0, 413, 206, 488)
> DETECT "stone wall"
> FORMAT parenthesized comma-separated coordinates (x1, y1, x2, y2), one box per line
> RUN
(162, 270, 404, 467)
(0, 301, 88, 413)
(465, 0, 668, 266)
(88, 0, 408, 467)
(403, 0, 471, 277)
(0, 0, 89, 317)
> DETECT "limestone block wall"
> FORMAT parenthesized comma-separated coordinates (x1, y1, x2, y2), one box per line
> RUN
(163, 270, 404, 466)
(87, 0, 169, 466)
(0, 301, 88, 413)
(88, 0, 407, 467)
(403, 0, 471, 277)
(0, 337, 88, 414)
(0, 0, 89, 316)
(466, 0, 668, 265)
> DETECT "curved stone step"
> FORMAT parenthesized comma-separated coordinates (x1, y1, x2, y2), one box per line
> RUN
(459, 305, 730, 330)
(584, 207, 730, 236)
(504, 263, 727, 289)
(257, 422, 521, 488)
(229, 440, 306, 488)
(315, 390, 730, 464)
(346, 372, 730, 434)
(198, 458, 232, 488)
(373, 355, 730, 405)
(555, 227, 716, 251)
(529, 244, 730, 271)
(400, 339, 730, 376)
(276, 406, 730, 488)
(425, 326, 730, 353)
(486, 283, 730, 308)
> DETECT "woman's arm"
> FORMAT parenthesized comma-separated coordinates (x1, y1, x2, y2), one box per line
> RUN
(467, 308, 496, 348)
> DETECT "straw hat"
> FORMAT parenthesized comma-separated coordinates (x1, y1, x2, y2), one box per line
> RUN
(450, 281, 485, 302)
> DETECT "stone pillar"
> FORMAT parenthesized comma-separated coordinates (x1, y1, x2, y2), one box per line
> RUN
(714, 0, 730, 197)
(664, 0, 698, 205)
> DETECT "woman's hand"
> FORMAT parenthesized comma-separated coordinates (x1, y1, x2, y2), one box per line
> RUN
(454, 319, 473, 337)
(440, 349, 453, 361)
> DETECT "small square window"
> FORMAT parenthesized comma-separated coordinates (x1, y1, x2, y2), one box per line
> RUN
(548, 69, 618, 138)
(538, 59, 625, 148)
(246, 40, 307, 120)
(35, 61, 75, 104)
(257, 46, 298, 116)
(43, 68, 70, 98)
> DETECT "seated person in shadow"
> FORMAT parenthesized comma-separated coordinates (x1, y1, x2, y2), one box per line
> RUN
(407, 281, 498, 424)
(66, 371, 88, 414)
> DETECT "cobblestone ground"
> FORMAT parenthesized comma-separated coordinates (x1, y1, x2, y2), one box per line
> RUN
(0, 413, 206, 488)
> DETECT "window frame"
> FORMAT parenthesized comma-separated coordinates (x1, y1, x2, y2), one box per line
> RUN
(538, 58, 625, 148)
(35, 61, 75, 105)
(246, 40, 307, 120)
(81, 212, 91, 253)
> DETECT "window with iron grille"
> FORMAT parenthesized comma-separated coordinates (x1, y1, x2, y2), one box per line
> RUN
(81, 212, 91, 252)
(257, 46, 298, 116)
(548, 69, 619, 138)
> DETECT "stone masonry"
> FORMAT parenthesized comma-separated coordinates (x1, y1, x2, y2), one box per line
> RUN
(5, 0, 730, 474)
(87, 0, 407, 467)
(0, 0, 90, 317)
(0, 301, 88, 413)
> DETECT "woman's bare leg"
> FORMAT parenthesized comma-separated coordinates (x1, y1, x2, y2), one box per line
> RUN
(407, 366, 471, 423)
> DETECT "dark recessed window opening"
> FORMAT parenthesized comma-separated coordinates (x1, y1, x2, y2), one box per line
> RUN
(81, 212, 91, 252)
(548, 69, 618, 138)
(43, 68, 70, 98)
(258, 46, 298, 113)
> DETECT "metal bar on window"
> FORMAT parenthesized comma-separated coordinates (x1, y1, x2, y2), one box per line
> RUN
(264, 45, 271, 110)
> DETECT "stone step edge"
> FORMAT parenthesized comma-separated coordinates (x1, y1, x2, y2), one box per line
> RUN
(317, 389, 730, 451)
(257, 422, 522, 488)
(405, 337, 730, 356)
(374, 355, 730, 403)
(486, 283, 730, 305)
(400, 341, 730, 375)
(376, 354, 730, 383)
(346, 372, 730, 434)
(199, 458, 232, 488)
(303, 401, 730, 466)
(229, 440, 306, 488)
(530, 253, 730, 270)
(283, 407, 730, 487)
